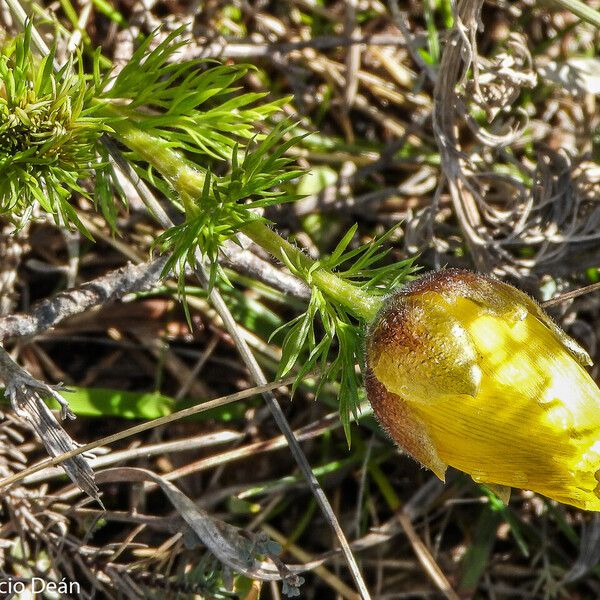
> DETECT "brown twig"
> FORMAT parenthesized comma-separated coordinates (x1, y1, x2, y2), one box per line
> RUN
(0, 257, 168, 342)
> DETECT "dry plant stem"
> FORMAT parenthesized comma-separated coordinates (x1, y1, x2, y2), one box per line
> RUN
(388, 0, 437, 82)
(185, 34, 410, 59)
(140, 409, 341, 490)
(542, 281, 600, 309)
(0, 257, 168, 341)
(343, 0, 361, 111)
(24, 429, 244, 485)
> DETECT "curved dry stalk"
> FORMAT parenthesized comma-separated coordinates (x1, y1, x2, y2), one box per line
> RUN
(432, 0, 600, 278)
(94, 467, 305, 592)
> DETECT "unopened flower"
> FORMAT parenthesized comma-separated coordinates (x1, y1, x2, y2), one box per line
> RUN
(365, 269, 600, 510)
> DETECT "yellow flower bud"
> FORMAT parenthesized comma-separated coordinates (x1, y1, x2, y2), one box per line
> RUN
(365, 269, 600, 510)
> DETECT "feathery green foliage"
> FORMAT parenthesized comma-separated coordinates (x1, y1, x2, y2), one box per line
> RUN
(154, 122, 304, 289)
(0, 23, 109, 232)
(99, 29, 288, 160)
(0, 20, 416, 442)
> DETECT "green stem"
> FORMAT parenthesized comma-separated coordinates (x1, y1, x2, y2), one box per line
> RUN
(107, 112, 383, 322)
(549, 0, 600, 28)
(242, 221, 383, 320)
(106, 113, 204, 216)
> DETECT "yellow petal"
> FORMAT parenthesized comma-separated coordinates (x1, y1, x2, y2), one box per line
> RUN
(366, 269, 600, 511)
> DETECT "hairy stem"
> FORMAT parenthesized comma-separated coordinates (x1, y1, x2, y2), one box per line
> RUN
(108, 114, 383, 321)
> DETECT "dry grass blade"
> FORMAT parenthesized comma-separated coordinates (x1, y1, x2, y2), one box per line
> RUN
(0, 375, 299, 491)
(23, 430, 243, 486)
(396, 511, 460, 600)
(193, 260, 372, 600)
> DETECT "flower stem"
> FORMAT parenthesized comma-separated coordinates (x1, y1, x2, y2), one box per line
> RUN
(108, 113, 383, 322)
(242, 221, 383, 320)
